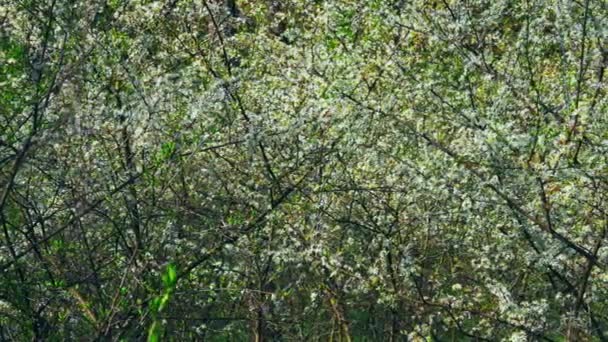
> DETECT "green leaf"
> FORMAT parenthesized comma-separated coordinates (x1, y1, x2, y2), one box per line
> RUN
(158, 292, 170, 312)
(162, 263, 177, 288)
(147, 321, 160, 342)
(150, 297, 161, 313)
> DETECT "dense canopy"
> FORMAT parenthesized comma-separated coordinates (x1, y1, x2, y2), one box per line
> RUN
(1, 0, 608, 340)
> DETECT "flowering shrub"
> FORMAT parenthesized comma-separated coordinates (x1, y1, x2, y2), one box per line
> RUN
(1, 0, 607, 340)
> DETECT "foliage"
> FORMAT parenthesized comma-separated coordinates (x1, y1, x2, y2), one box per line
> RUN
(1, 0, 607, 340)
